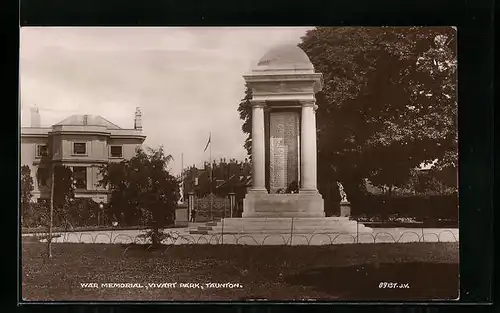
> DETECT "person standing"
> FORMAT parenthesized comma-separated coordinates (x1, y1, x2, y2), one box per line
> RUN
(190, 208, 197, 222)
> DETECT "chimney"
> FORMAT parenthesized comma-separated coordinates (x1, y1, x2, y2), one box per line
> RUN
(134, 107, 142, 130)
(30, 106, 41, 127)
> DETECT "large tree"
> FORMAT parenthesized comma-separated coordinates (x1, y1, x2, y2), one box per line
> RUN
(99, 147, 180, 245)
(238, 27, 457, 207)
(51, 165, 75, 228)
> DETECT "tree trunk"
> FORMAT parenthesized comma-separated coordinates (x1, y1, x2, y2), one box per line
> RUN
(152, 229, 159, 247)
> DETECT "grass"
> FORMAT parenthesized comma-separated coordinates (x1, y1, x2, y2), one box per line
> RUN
(21, 242, 459, 301)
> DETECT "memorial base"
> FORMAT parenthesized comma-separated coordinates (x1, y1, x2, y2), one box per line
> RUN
(189, 217, 372, 235)
(242, 190, 325, 218)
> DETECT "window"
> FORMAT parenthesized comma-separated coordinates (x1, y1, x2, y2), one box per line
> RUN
(110, 145, 123, 158)
(73, 167, 87, 189)
(36, 145, 48, 158)
(37, 167, 49, 187)
(73, 142, 87, 155)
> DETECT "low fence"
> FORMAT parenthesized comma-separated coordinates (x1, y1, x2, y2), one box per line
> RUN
(24, 228, 459, 246)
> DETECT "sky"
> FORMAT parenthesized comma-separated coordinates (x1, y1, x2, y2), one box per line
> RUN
(20, 27, 314, 175)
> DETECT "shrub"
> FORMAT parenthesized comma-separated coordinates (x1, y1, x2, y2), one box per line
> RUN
(22, 201, 49, 228)
(350, 193, 458, 221)
(138, 229, 178, 246)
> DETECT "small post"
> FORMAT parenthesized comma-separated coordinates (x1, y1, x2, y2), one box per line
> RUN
(289, 218, 294, 246)
(356, 220, 359, 243)
(99, 203, 104, 227)
(221, 217, 224, 245)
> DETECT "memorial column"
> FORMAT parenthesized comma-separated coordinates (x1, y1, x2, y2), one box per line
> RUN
(251, 100, 266, 192)
(300, 100, 318, 191)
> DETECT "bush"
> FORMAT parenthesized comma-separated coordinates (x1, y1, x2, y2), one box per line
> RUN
(68, 198, 101, 227)
(22, 198, 107, 229)
(22, 201, 49, 228)
(350, 193, 458, 221)
(138, 229, 178, 246)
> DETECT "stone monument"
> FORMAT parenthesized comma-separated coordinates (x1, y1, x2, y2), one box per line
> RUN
(241, 44, 325, 217)
(194, 44, 371, 235)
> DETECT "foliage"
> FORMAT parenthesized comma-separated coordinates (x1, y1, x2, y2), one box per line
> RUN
(21, 164, 76, 229)
(99, 146, 180, 245)
(20, 165, 34, 223)
(182, 159, 251, 198)
(237, 85, 253, 157)
(299, 27, 457, 195)
(22, 202, 49, 228)
(52, 165, 75, 229)
(237, 27, 457, 205)
(137, 229, 178, 247)
(66, 199, 101, 227)
(350, 193, 458, 221)
(403, 169, 457, 196)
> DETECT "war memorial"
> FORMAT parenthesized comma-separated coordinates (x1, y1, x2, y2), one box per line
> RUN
(204, 44, 372, 234)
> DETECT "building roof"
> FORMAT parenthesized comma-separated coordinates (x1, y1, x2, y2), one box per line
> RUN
(215, 174, 252, 190)
(255, 44, 314, 71)
(54, 115, 122, 129)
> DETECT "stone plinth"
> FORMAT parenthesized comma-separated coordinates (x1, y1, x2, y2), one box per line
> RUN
(242, 192, 324, 218)
(175, 203, 188, 227)
(340, 201, 351, 217)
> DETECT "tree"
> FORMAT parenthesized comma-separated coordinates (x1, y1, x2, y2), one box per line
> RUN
(237, 85, 253, 157)
(237, 27, 457, 210)
(298, 27, 457, 195)
(182, 159, 252, 198)
(20, 165, 34, 225)
(52, 165, 75, 228)
(99, 147, 180, 246)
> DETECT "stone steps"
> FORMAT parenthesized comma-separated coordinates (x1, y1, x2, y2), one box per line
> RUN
(188, 217, 372, 235)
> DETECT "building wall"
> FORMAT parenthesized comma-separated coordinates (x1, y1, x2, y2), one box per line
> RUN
(21, 127, 145, 203)
(58, 134, 109, 162)
(21, 137, 49, 198)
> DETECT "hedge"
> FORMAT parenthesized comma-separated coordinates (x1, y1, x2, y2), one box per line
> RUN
(349, 194, 458, 221)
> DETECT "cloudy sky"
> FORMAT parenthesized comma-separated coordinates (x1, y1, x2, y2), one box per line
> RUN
(20, 27, 313, 175)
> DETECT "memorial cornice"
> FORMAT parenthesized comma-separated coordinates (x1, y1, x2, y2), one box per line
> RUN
(243, 73, 323, 83)
(250, 100, 267, 108)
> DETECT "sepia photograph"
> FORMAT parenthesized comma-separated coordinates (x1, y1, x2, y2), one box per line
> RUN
(20, 26, 458, 301)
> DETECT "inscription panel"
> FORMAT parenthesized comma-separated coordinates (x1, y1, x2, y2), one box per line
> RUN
(269, 111, 299, 193)
(253, 81, 314, 95)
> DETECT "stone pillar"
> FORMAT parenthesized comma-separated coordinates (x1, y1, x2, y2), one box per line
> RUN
(251, 100, 267, 192)
(300, 100, 318, 192)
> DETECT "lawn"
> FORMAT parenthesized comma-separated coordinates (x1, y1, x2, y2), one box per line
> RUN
(21, 242, 459, 301)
